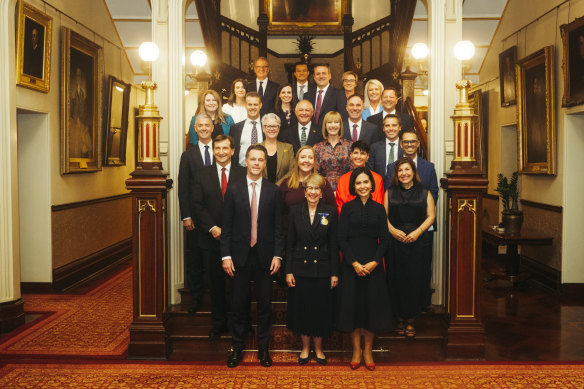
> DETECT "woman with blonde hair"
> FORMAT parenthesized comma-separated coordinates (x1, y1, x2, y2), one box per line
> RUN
(313, 111, 352, 191)
(188, 89, 234, 146)
(362, 79, 384, 121)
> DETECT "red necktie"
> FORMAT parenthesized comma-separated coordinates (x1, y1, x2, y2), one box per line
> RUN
(221, 167, 227, 199)
(352, 124, 358, 141)
(250, 182, 258, 247)
(315, 89, 323, 124)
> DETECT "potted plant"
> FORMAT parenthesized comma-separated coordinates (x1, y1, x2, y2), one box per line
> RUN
(494, 172, 523, 235)
(295, 35, 315, 63)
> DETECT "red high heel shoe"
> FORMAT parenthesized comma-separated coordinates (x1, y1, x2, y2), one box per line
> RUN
(349, 361, 361, 370)
(365, 362, 375, 371)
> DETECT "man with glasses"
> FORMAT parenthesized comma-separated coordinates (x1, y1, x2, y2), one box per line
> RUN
(341, 71, 358, 100)
(246, 56, 279, 117)
(369, 114, 404, 185)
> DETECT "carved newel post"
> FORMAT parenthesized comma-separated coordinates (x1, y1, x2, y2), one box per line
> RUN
(126, 80, 173, 359)
(440, 80, 488, 358)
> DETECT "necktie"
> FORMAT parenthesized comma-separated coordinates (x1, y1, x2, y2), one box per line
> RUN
(258, 81, 264, 98)
(299, 85, 305, 100)
(352, 124, 358, 142)
(204, 145, 211, 166)
(251, 121, 258, 144)
(315, 89, 323, 124)
(300, 126, 307, 147)
(250, 182, 258, 247)
(221, 167, 227, 199)
(388, 142, 395, 164)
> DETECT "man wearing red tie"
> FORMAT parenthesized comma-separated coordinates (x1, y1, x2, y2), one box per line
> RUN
(192, 135, 246, 340)
(221, 144, 284, 368)
(304, 63, 347, 130)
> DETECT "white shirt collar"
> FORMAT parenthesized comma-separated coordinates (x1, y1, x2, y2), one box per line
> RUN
(383, 109, 397, 117)
(348, 118, 362, 126)
(217, 162, 231, 174)
(247, 175, 262, 187)
(386, 138, 399, 146)
(298, 122, 311, 130)
(316, 84, 329, 95)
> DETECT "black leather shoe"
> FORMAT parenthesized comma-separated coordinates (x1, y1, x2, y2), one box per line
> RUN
(226, 349, 243, 368)
(258, 349, 273, 367)
(298, 355, 310, 365)
(209, 326, 227, 340)
(315, 355, 327, 366)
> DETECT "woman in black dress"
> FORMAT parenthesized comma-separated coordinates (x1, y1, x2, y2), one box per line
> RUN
(337, 167, 392, 371)
(286, 173, 339, 365)
(385, 157, 435, 338)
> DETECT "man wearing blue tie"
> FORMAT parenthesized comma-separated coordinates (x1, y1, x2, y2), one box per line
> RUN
(177, 114, 216, 313)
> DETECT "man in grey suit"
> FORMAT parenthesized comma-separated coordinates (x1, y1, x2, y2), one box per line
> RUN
(342, 94, 381, 145)
(369, 114, 404, 185)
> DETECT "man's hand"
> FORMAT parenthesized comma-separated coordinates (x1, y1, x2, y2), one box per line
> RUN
(270, 257, 281, 275)
(210, 226, 222, 240)
(331, 276, 339, 289)
(222, 258, 235, 277)
(286, 273, 295, 287)
(183, 219, 195, 231)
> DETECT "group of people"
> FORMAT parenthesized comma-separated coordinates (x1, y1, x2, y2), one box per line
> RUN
(177, 57, 439, 370)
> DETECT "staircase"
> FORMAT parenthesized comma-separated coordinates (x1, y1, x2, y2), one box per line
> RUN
(166, 281, 447, 362)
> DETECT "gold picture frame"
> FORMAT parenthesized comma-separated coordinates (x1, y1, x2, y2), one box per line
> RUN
(560, 16, 584, 107)
(16, 1, 52, 92)
(60, 27, 103, 174)
(263, 0, 347, 35)
(516, 46, 556, 175)
(104, 76, 131, 166)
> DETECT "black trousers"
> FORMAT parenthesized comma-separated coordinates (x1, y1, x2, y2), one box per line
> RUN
(200, 246, 228, 329)
(231, 246, 273, 350)
(185, 229, 204, 305)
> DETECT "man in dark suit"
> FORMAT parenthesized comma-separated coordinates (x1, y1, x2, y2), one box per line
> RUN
(304, 63, 348, 130)
(343, 94, 381, 145)
(192, 134, 246, 339)
(278, 99, 323, 154)
(369, 114, 404, 185)
(367, 86, 414, 140)
(221, 144, 284, 368)
(246, 56, 279, 117)
(177, 114, 215, 313)
(292, 62, 315, 101)
(229, 92, 265, 166)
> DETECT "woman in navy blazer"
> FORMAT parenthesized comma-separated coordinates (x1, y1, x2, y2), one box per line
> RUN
(286, 173, 339, 366)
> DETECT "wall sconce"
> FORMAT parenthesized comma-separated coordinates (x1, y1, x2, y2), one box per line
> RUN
(453, 40, 475, 77)
(408, 42, 429, 93)
(186, 49, 211, 91)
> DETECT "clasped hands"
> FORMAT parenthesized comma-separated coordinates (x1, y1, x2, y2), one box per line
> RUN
(353, 261, 377, 277)
(391, 228, 422, 244)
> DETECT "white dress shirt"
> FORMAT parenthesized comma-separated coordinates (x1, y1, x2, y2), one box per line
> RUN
(247, 176, 262, 210)
(382, 109, 397, 119)
(297, 82, 309, 99)
(348, 119, 363, 140)
(297, 122, 312, 143)
(314, 84, 330, 106)
(198, 140, 213, 165)
(256, 78, 268, 93)
(238, 118, 262, 166)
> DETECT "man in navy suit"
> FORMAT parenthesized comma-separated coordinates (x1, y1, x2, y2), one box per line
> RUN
(229, 92, 265, 166)
(367, 86, 414, 140)
(177, 114, 215, 313)
(342, 94, 381, 145)
(192, 134, 246, 339)
(278, 99, 323, 154)
(246, 57, 279, 117)
(304, 63, 347, 130)
(292, 62, 316, 101)
(221, 144, 284, 368)
(369, 114, 404, 185)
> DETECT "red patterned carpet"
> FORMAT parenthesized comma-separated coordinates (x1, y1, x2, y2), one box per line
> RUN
(1, 362, 584, 388)
(0, 268, 132, 359)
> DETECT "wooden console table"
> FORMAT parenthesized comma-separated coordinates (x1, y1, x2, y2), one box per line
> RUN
(482, 228, 553, 287)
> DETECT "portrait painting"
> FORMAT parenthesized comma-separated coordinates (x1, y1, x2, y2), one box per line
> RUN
(499, 46, 517, 106)
(61, 27, 103, 174)
(104, 76, 131, 166)
(16, 1, 52, 92)
(516, 46, 556, 175)
(263, 0, 346, 35)
(560, 16, 584, 107)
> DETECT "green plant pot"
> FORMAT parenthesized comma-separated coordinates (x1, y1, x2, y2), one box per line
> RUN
(502, 211, 523, 235)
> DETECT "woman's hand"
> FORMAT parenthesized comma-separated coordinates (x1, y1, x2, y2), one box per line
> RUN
(331, 276, 339, 289)
(286, 273, 296, 288)
(390, 227, 407, 243)
(363, 261, 378, 274)
(404, 228, 423, 243)
(352, 261, 369, 277)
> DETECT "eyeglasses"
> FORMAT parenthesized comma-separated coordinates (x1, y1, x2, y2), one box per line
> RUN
(264, 125, 279, 129)
(401, 140, 419, 145)
(342, 79, 356, 83)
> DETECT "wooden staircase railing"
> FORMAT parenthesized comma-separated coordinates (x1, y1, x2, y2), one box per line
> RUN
(349, 15, 392, 76)
(404, 96, 429, 159)
(220, 16, 260, 75)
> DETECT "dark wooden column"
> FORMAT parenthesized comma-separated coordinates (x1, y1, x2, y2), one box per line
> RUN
(440, 80, 488, 359)
(342, 14, 355, 71)
(257, 13, 268, 58)
(126, 82, 173, 359)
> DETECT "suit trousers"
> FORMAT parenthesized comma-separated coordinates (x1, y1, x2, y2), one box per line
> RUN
(200, 246, 228, 329)
(231, 246, 273, 350)
(185, 229, 204, 305)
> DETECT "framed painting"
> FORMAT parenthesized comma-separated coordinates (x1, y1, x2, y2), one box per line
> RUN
(516, 46, 556, 175)
(499, 46, 517, 106)
(262, 0, 348, 35)
(60, 27, 103, 174)
(16, 1, 52, 92)
(560, 16, 584, 107)
(104, 76, 131, 166)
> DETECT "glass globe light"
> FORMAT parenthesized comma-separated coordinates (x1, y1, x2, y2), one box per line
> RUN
(138, 42, 160, 62)
(453, 40, 475, 61)
(411, 43, 429, 60)
(190, 50, 207, 67)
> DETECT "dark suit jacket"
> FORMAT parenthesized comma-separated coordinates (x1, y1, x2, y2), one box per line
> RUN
(342, 120, 381, 145)
(369, 139, 404, 183)
(293, 82, 316, 101)
(304, 86, 348, 130)
(386, 157, 438, 230)
(229, 119, 265, 165)
(285, 202, 339, 278)
(192, 163, 247, 249)
(278, 122, 323, 155)
(367, 111, 414, 140)
(220, 177, 284, 267)
(178, 147, 205, 220)
(247, 79, 279, 117)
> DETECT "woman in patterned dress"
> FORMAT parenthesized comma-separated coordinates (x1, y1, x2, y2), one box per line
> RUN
(313, 111, 352, 191)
